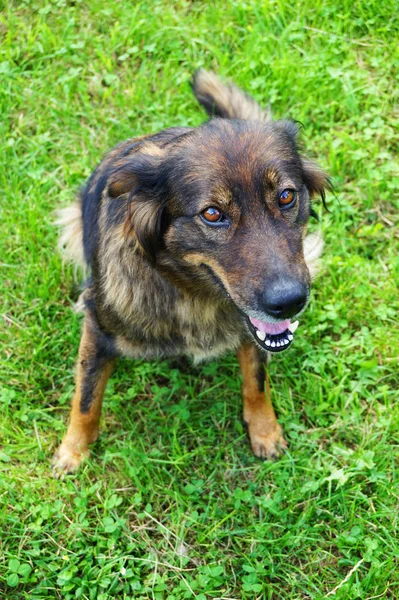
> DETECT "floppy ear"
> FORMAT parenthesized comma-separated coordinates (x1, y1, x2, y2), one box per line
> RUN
(108, 149, 170, 262)
(276, 121, 332, 207)
(302, 159, 332, 208)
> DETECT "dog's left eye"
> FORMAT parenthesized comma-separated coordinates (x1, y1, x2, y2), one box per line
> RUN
(279, 189, 297, 209)
(200, 207, 227, 225)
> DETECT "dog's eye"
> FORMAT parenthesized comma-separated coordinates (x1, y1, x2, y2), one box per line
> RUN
(201, 207, 225, 224)
(279, 189, 297, 209)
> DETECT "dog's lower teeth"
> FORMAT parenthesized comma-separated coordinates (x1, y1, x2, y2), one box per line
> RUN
(249, 320, 294, 350)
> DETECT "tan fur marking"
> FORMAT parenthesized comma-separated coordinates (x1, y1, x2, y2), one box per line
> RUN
(130, 200, 160, 235)
(211, 185, 233, 209)
(108, 173, 136, 198)
(237, 343, 287, 459)
(182, 253, 234, 296)
(264, 166, 280, 187)
(140, 142, 166, 157)
(52, 318, 114, 476)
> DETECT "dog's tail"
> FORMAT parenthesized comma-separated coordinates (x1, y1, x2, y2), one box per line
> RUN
(191, 69, 271, 122)
(54, 199, 87, 275)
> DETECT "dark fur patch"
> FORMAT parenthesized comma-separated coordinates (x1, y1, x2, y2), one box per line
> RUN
(254, 350, 266, 392)
(81, 171, 109, 264)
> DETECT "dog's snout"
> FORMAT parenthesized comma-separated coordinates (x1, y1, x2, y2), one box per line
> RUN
(263, 279, 308, 320)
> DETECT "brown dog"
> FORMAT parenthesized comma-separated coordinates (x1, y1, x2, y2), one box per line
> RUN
(52, 71, 328, 475)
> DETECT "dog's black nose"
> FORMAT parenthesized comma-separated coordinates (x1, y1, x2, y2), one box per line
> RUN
(263, 279, 308, 320)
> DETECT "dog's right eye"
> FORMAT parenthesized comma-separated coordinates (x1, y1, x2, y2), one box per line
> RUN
(200, 207, 227, 226)
(279, 189, 297, 210)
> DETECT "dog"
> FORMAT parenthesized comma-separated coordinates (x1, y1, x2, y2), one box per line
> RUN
(52, 70, 329, 475)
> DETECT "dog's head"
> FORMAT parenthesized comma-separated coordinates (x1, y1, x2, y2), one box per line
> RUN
(110, 119, 329, 352)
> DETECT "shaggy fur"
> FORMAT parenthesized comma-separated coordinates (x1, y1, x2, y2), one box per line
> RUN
(52, 70, 329, 475)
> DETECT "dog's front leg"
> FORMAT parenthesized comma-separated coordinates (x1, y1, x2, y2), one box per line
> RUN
(52, 316, 115, 476)
(237, 343, 287, 460)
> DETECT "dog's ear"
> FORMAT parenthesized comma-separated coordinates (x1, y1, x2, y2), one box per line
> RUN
(302, 159, 332, 208)
(109, 146, 170, 262)
(276, 121, 332, 207)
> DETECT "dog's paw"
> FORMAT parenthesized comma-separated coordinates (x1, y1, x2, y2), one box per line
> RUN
(248, 422, 288, 460)
(52, 442, 88, 478)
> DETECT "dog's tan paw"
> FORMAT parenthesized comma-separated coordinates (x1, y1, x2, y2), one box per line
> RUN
(248, 422, 288, 460)
(52, 442, 88, 478)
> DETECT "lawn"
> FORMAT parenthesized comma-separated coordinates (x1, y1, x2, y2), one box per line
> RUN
(1, 0, 398, 598)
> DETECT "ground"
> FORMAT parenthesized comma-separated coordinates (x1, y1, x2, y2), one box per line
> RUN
(1, 0, 398, 598)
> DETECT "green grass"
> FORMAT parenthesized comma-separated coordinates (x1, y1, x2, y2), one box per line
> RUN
(1, 0, 398, 598)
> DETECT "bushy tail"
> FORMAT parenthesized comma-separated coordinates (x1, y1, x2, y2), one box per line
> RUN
(54, 200, 86, 274)
(192, 69, 271, 121)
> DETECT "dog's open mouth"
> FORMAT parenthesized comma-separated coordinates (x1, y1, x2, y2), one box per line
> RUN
(247, 317, 299, 353)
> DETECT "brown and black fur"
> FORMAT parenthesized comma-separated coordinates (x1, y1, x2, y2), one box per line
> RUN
(52, 70, 329, 475)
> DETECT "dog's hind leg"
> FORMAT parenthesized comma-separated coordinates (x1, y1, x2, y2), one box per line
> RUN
(237, 343, 287, 460)
(52, 316, 115, 476)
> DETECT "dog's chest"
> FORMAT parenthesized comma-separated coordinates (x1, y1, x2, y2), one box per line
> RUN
(97, 249, 245, 360)
(114, 293, 244, 361)
(175, 296, 243, 361)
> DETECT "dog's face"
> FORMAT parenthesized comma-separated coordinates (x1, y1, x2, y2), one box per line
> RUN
(115, 120, 329, 352)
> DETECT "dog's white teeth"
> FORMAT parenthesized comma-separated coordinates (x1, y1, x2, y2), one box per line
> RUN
(252, 323, 293, 349)
(289, 320, 299, 334)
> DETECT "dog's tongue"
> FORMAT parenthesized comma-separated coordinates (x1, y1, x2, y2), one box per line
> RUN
(249, 317, 290, 335)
